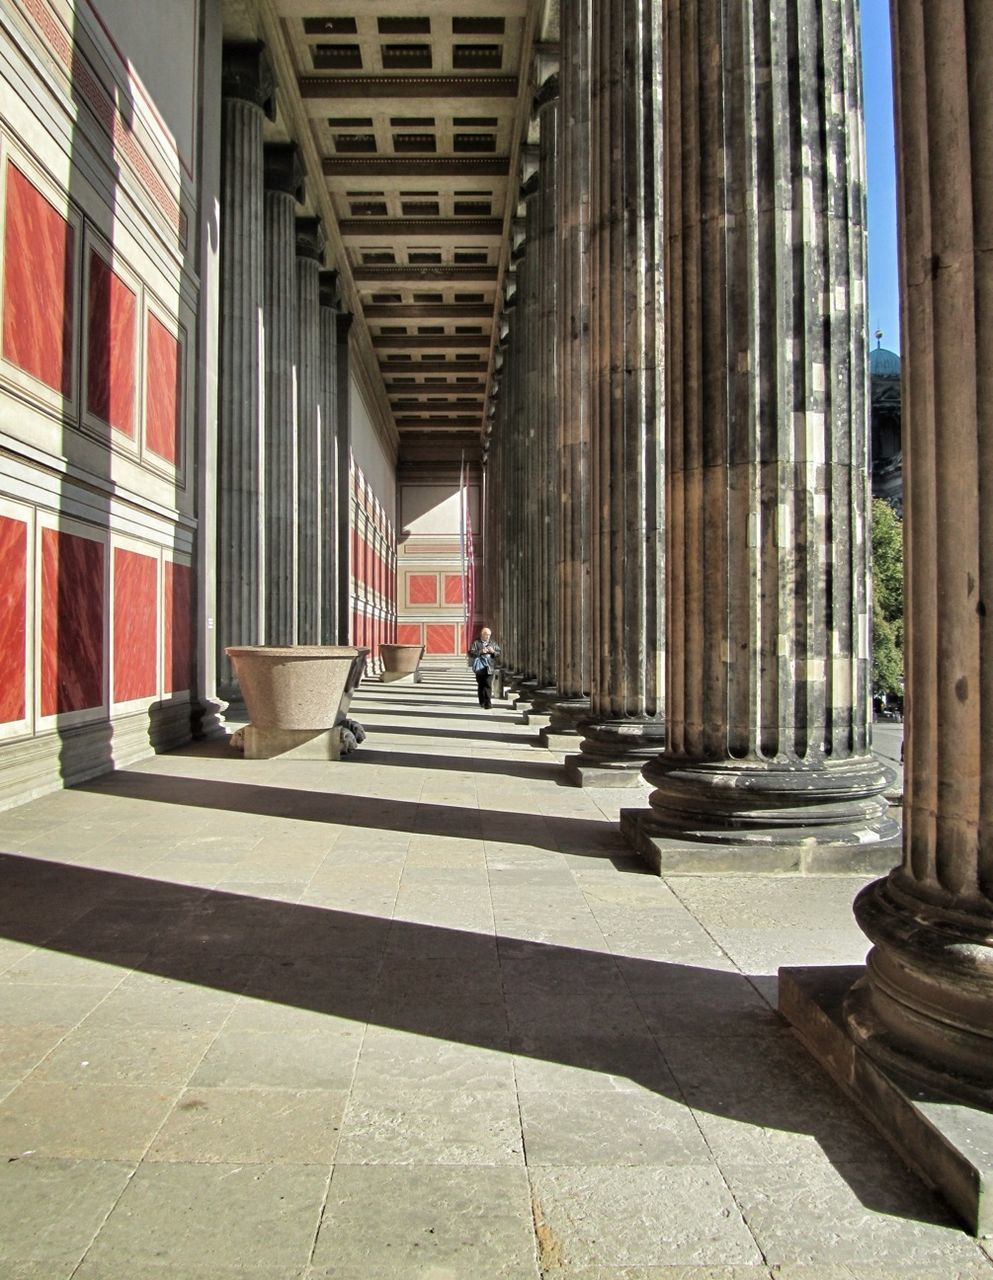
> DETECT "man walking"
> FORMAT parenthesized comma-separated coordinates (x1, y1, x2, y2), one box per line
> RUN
(468, 627, 500, 709)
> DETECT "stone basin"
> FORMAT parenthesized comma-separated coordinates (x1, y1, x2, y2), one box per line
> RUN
(225, 645, 368, 731)
(379, 643, 424, 683)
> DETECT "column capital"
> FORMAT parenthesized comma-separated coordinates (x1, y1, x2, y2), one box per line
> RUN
(264, 144, 305, 202)
(296, 217, 326, 263)
(319, 269, 341, 308)
(222, 42, 276, 120)
(336, 311, 354, 342)
(532, 43, 560, 111)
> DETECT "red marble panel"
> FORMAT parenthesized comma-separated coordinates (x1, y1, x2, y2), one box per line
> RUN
(113, 548, 157, 702)
(41, 528, 104, 716)
(145, 313, 181, 463)
(2, 163, 75, 395)
(408, 573, 438, 606)
(397, 623, 422, 646)
(426, 623, 456, 655)
(0, 516, 27, 723)
(444, 574, 464, 605)
(164, 560, 193, 694)
(86, 250, 136, 436)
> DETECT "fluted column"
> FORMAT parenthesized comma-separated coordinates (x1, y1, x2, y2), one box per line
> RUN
(542, 0, 592, 749)
(844, 4, 993, 1106)
(632, 1, 897, 865)
(262, 145, 303, 646)
(515, 154, 542, 701)
(335, 311, 353, 644)
(529, 64, 561, 722)
(564, 0, 665, 785)
(318, 270, 339, 645)
(216, 43, 273, 701)
(295, 218, 324, 644)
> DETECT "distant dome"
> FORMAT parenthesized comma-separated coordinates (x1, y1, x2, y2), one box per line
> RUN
(870, 346, 901, 378)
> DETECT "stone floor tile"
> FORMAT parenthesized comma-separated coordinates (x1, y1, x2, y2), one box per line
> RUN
(0, 980, 108, 1029)
(336, 1083, 524, 1165)
(0, 1080, 177, 1160)
(29, 1023, 217, 1086)
(190, 1025, 365, 1090)
(146, 1086, 347, 1164)
(0, 1024, 73, 1078)
(0, 947, 140, 986)
(0, 1155, 135, 1271)
(355, 1025, 516, 1092)
(84, 1161, 329, 1272)
(75, 1263, 306, 1280)
(86, 973, 242, 1028)
(527, 1166, 762, 1268)
(519, 1088, 711, 1166)
(544, 1269, 774, 1280)
(310, 1163, 538, 1277)
(720, 1161, 983, 1267)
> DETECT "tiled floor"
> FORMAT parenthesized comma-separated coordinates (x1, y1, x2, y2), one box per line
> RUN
(0, 669, 988, 1279)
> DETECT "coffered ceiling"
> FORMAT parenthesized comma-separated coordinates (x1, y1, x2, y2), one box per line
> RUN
(265, 0, 548, 464)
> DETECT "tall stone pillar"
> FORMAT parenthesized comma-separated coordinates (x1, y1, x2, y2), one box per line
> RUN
(847, 0, 993, 1111)
(542, 0, 592, 750)
(335, 311, 353, 644)
(318, 270, 339, 645)
(262, 145, 303, 646)
(779, 13, 993, 1233)
(564, 0, 665, 785)
(528, 63, 561, 726)
(295, 217, 325, 644)
(216, 43, 274, 701)
(624, 0, 898, 865)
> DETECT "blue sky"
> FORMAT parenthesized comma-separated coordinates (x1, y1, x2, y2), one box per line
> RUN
(860, 2, 900, 351)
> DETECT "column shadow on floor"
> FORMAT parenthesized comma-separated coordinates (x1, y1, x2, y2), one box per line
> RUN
(350, 748, 569, 784)
(0, 848, 959, 1233)
(76, 771, 612, 853)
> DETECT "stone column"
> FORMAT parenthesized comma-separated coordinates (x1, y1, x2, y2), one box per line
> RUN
(295, 218, 325, 644)
(216, 43, 274, 701)
(564, 0, 665, 785)
(318, 270, 339, 645)
(844, 4, 993, 1107)
(262, 145, 303, 646)
(335, 311, 353, 644)
(542, 0, 592, 750)
(528, 63, 561, 727)
(627, 1, 897, 867)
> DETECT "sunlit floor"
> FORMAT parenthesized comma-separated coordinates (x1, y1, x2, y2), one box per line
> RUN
(0, 669, 988, 1279)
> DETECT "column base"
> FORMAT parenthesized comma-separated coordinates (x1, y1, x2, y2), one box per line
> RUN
(563, 721, 666, 788)
(779, 965, 993, 1238)
(539, 697, 591, 751)
(620, 807, 901, 874)
(847, 873, 993, 1107)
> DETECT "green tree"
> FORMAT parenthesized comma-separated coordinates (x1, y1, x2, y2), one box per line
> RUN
(871, 497, 904, 698)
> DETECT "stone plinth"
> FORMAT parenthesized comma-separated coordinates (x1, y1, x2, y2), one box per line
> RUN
(780, 966, 993, 1238)
(380, 643, 424, 684)
(225, 645, 367, 759)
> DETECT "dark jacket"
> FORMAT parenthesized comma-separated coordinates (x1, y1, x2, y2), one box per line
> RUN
(468, 638, 501, 673)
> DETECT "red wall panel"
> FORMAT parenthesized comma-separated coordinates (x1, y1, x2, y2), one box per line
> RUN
(145, 313, 181, 463)
(397, 623, 421, 645)
(425, 623, 456, 655)
(2, 163, 75, 395)
(113, 548, 157, 702)
(164, 560, 192, 694)
(0, 516, 27, 723)
(86, 250, 136, 436)
(41, 528, 104, 716)
(408, 573, 438, 605)
(444, 574, 464, 604)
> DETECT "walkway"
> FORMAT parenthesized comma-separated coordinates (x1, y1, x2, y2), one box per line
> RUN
(0, 669, 988, 1278)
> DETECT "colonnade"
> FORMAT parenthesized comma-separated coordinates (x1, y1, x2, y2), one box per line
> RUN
(483, 1, 993, 1127)
(216, 43, 350, 702)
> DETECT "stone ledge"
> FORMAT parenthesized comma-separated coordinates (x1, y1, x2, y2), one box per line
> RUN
(779, 964, 993, 1239)
(619, 808, 902, 874)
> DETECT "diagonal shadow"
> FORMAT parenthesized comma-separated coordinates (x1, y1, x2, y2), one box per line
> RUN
(348, 748, 568, 784)
(356, 707, 524, 724)
(74, 771, 623, 856)
(363, 724, 536, 745)
(0, 849, 956, 1231)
